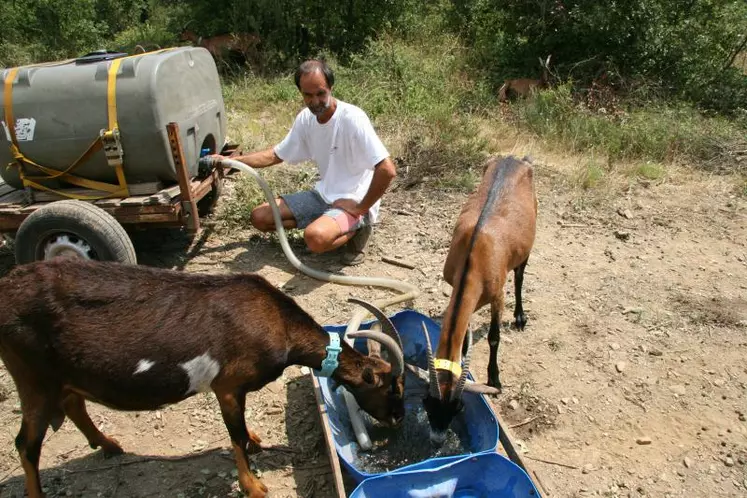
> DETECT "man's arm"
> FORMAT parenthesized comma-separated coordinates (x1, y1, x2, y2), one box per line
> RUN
(230, 146, 284, 169)
(333, 157, 397, 217)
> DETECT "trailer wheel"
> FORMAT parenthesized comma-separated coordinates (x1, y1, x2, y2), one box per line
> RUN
(15, 200, 137, 265)
(197, 175, 223, 218)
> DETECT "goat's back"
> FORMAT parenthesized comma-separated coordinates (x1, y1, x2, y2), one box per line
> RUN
(445, 156, 537, 285)
(0, 259, 316, 410)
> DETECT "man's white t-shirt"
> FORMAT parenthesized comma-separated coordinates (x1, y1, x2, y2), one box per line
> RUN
(273, 100, 389, 223)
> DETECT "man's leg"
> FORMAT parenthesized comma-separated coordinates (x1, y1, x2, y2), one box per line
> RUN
(303, 213, 355, 253)
(304, 209, 371, 264)
(250, 198, 298, 231)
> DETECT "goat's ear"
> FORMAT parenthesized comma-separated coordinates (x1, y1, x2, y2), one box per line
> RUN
(362, 367, 376, 385)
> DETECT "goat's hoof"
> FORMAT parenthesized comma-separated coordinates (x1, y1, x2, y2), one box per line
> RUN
(100, 438, 124, 457)
(242, 481, 268, 498)
(487, 377, 502, 393)
(513, 315, 528, 331)
(248, 430, 263, 445)
(246, 431, 263, 454)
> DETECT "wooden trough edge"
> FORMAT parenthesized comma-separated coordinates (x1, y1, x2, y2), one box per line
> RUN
(311, 372, 347, 498)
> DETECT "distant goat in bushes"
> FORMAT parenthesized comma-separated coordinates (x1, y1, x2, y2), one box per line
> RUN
(0, 259, 406, 498)
(180, 22, 260, 66)
(498, 55, 552, 102)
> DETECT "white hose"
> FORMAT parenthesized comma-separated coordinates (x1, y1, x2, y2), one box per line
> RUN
(215, 158, 420, 449)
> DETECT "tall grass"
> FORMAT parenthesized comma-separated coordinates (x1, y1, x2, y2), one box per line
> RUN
(509, 84, 746, 173)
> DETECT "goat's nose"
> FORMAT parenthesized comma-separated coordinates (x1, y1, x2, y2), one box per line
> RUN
(429, 430, 447, 447)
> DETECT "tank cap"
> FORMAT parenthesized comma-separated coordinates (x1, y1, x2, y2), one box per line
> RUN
(75, 50, 128, 64)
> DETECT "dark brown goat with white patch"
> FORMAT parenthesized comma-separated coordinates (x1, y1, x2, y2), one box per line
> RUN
(422, 155, 537, 443)
(0, 259, 405, 498)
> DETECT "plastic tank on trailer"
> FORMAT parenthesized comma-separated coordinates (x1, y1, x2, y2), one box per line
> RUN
(0, 47, 226, 190)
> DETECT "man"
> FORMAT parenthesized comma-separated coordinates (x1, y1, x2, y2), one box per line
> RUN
(212, 59, 396, 265)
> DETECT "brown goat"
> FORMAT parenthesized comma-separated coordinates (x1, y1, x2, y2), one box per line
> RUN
(0, 259, 405, 498)
(498, 55, 552, 102)
(180, 27, 260, 65)
(422, 155, 537, 443)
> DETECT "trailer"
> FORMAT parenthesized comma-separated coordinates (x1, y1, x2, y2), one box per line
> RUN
(0, 123, 239, 265)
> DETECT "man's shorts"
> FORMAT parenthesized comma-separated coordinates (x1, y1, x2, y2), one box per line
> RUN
(281, 190, 368, 234)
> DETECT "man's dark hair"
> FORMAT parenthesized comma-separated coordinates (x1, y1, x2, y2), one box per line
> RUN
(294, 59, 335, 90)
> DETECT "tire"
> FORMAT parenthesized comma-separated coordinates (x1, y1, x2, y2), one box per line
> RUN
(197, 176, 224, 218)
(14, 200, 137, 265)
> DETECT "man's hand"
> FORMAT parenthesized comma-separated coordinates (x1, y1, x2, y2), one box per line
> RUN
(201, 154, 225, 168)
(332, 198, 366, 218)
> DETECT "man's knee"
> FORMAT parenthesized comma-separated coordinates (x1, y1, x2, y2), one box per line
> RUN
(250, 206, 273, 231)
(304, 224, 333, 253)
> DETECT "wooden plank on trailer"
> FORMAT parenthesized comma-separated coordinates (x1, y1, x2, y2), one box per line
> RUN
(0, 183, 16, 198)
(151, 184, 181, 203)
(0, 189, 29, 206)
(311, 373, 347, 498)
(105, 213, 179, 224)
(119, 195, 161, 207)
(93, 198, 124, 208)
(191, 175, 217, 202)
(0, 215, 27, 231)
(106, 205, 179, 216)
(20, 202, 51, 214)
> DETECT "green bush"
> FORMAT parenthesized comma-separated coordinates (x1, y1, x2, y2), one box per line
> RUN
(453, 0, 747, 113)
(0, 0, 146, 66)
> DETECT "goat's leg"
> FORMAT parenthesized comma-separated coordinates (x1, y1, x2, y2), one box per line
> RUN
(15, 398, 53, 498)
(487, 302, 502, 390)
(513, 258, 529, 330)
(216, 389, 267, 498)
(233, 389, 263, 454)
(61, 391, 123, 457)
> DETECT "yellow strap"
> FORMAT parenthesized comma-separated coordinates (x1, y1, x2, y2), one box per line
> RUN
(434, 359, 462, 377)
(19, 176, 126, 200)
(107, 58, 122, 131)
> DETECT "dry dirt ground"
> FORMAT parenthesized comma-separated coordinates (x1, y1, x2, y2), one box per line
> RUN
(0, 156, 745, 498)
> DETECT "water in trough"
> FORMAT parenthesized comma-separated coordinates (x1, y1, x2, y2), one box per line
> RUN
(354, 400, 471, 474)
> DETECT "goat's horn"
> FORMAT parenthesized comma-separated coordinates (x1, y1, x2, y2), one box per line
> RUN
(462, 382, 501, 395)
(421, 321, 441, 400)
(452, 326, 473, 401)
(405, 362, 430, 383)
(347, 330, 404, 377)
(348, 297, 404, 352)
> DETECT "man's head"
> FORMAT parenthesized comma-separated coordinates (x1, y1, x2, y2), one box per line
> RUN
(294, 60, 335, 118)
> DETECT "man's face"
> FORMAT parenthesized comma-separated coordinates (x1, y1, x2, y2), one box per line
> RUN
(299, 70, 332, 117)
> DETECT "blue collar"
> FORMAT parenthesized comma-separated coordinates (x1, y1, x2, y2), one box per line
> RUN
(317, 332, 342, 377)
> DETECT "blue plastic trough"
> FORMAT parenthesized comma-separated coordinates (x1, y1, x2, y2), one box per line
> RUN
(314, 309, 540, 497)
(349, 453, 539, 498)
